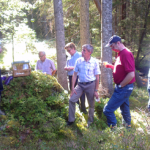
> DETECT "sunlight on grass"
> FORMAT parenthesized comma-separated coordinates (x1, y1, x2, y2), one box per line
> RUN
(2, 41, 56, 68)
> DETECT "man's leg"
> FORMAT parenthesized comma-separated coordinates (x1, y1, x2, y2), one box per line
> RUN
(103, 84, 133, 127)
(75, 77, 86, 112)
(80, 93, 86, 113)
(69, 76, 79, 104)
(69, 76, 72, 91)
(74, 76, 86, 110)
(82, 81, 95, 125)
(68, 85, 83, 122)
(120, 84, 133, 126)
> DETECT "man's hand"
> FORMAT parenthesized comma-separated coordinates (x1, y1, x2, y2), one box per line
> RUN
(52, 70, 57, 76)
(70, 88, 77, 97)
(64, 67, 74, 71)
(103, 62, 114, 70)
(64, 67, 68, 71)
(94, 91, 99, 99)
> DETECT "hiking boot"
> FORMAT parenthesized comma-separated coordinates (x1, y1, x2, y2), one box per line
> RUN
(126, 125, 131, 131)
(66, 121, 74, 126)
(110, 125, 117, 131)
(82, 110, 88, 114)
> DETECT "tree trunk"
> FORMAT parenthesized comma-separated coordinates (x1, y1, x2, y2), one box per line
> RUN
(135, 2, 150, 67)
(121, 0, 126, 40)
(53, 0, 68, 90)
(135, 70, 144, 88)
(80, 0, 90, 46)
(93, 0, 101, 16)
(42, 15, 50, 40)
(101, 0, 113, 95)
(12, 34, 14, 62)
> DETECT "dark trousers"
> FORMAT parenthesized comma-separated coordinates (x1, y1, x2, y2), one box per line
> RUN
(69, 76, 86, 112)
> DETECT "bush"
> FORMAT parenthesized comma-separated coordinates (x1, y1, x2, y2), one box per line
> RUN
(0, 71, 69, 143)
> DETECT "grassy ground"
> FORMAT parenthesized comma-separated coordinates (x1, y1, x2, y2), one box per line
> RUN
(0, 84, 150, 150)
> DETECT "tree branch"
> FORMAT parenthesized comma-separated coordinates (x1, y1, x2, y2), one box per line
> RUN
(93, 0, 101, 16)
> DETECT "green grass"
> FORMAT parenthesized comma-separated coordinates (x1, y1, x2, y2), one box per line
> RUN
(0, 78, 150, 149)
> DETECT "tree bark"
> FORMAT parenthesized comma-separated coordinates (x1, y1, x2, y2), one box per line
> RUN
(53, 0, 68, 90)
(101, 0, 113, 95)
(80, 0, 90, 46)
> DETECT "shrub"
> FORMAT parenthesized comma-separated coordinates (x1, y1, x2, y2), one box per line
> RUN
(0, 71, 69, 143)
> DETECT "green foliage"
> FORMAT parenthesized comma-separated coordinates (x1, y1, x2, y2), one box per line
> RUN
(0, 71, 69, 143)
(1, 82, 150, 149)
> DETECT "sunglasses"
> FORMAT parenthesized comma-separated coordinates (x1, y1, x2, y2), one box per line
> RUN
(67, 49, 72, 53)
(39, 55, 44, 58)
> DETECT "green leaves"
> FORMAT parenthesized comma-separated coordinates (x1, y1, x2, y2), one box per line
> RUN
(1, 71, 69, 141)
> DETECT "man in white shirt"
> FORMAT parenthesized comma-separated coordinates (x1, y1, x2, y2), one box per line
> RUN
(67, 44, 101, 127)
(36, 51, 56, 76)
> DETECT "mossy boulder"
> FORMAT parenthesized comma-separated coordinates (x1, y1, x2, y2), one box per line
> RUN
(0, 71, 69, 142)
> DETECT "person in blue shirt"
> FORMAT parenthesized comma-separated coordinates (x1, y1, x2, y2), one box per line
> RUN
(64, 42, 86, 113)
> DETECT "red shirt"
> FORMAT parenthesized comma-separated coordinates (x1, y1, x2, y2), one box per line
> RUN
(113, 49, 135, 84)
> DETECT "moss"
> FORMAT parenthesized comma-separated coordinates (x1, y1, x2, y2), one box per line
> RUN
(0, 136, 18, 147)
(0, 71, 70, 143)
(0, 115, 7, 121)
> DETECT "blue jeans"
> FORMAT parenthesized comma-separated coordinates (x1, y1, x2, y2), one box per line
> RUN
(103, 84, 134, 127)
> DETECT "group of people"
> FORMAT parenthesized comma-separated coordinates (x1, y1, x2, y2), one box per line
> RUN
(1, 34, 150, 130)
(35, 35, 136, 129)
(64, 35, 136, 129)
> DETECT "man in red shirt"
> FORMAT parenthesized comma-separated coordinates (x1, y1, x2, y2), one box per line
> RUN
(103, 35, 135, 130)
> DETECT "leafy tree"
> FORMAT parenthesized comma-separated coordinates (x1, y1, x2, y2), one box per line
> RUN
(0, 0, 37, 61)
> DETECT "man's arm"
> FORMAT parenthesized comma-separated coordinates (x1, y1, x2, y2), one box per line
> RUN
(70, 72, 78, 97)
(52, 70, 57, 76)
(103, 63, 114, 70)
(50, 60, 56, 75)
(64, 66, 74, 71)
(120, 71, 134, 87)
(94, 74, 99, 99)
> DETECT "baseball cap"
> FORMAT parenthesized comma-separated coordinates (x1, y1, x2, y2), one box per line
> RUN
(105, 35, 121, 47)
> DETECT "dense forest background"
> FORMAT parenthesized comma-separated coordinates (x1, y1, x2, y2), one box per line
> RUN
(1, 0, 150, 74)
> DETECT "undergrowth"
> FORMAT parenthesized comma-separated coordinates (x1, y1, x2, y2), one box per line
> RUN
(0, 72, 150, 149)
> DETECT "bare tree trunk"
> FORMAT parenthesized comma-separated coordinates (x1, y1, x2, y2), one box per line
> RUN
(135, 70, 144, 88)
(41, 15, 50, 40)
(53, 0, 68, 90)
(80, 0, 90, 46)
(101, 0, 113, 95)
(68, 22, 71, 42)
(12, 34, 14, 62)
(121, 0, 126, 40)
(135, 2, 150, 67)
(93, 0, 101, 16)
